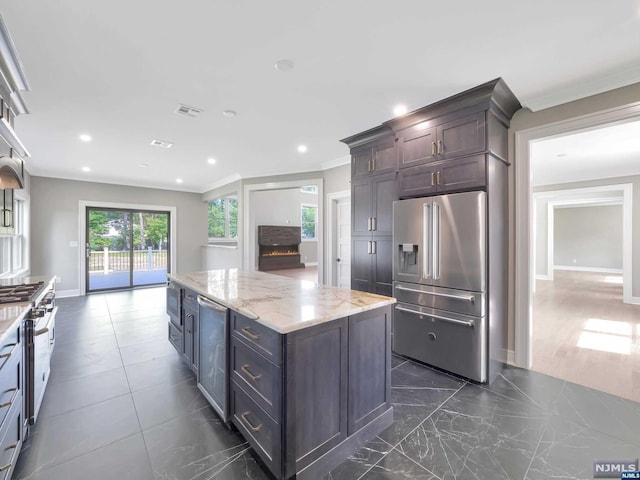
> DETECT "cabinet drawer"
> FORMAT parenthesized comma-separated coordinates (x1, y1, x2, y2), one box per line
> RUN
(231, 312, 282, 365)
(0, 396, 22, 480)
(168, 322, 182, 354)
(231, 337, 280, 420)
(438, 154, 486, 192)
(182, 288, 198, 311)
(0, 354, 20, 435)
(231, 382, 281, 476)
(0, 328, 19, 374)
(166, 282, 181, 327)
(398, 164, 437, 198)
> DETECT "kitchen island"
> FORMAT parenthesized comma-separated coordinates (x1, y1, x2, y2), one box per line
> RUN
(167, 269, 395, 480)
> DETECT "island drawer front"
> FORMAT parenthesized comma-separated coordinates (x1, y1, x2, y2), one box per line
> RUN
(0, 327, 19, 374)
(231, 382, 281, 476)
(0, 351, 20, 435)
(168, 322, 182, 354)
(0, 392, 22, 480)
(231, 311, 282, 365)
(182, 288, 198, 311)
(231, 336, 281, 420)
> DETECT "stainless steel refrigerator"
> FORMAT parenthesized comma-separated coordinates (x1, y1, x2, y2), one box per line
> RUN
(392, 191, 502, 383)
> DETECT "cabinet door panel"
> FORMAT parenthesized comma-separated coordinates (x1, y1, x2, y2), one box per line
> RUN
(183, 307, 195, 363)
(372, 141, 397, 174)
(372, 173, 397, 236)
(351, 178, 372, 236)
(437, 154, 486, 193)
(398, 125, 436, 168)
(437, 112, 485, 159)
(373, 237, 393, 295)
(351, 238, 372, 292)
(398, 164, 438, 198)
(351, 149, 372, 179)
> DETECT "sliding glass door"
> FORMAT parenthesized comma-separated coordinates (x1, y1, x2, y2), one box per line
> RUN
(86, 207, 170, 292)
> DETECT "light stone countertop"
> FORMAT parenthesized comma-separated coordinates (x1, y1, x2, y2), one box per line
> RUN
(0, 275, 57, 341)
(169, 269, 396, 334)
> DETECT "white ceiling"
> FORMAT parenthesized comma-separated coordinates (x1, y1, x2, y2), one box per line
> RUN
(2, 0, 640, 193)
(531, 119, 640, 186)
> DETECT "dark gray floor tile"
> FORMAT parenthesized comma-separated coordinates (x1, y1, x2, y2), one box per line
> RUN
(526, 414, 640, 480)
(49, 347, 123, 384)
(132, 377, 209, 430)
(54, 315, 114, 343)
(203, 448, 274, 480)
(113, 322, 167, 347)
(125, 352, 194, 392)
(359, 449, 439, 479)
(39, 367, 130, 418)
(118, 337, 176, 366)
(392, 354, 408, 369)
(553, 380, 640, 446)
(52, 332, 119, 356)
(13, 395, 140, 475)
(111, 314, 167, 334)
(483, 365, 565, 412)
(393, 360, 467, 390)
(397, 383, 548, 480)
(327, 436, 394, 480)
(143, 405, 248, 479)
(13, 434, 153, 480)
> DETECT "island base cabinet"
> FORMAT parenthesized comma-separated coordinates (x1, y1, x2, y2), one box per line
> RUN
(231, 305, 393, 480)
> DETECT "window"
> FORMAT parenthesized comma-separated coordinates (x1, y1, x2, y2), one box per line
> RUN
(0, 191, 29, 278)
(301, 204, 317, 240)
(300, 185, 318, 195)
(208, 197, 238, 241)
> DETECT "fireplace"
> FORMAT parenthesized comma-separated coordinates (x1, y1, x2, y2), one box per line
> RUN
(258, 225, 305, 271)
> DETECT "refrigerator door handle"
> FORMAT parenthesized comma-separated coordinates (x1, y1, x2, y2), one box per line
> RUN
(395, 285, 475, 303)
(422, 203, 432, 279)
(395, 305, 475, 327)
(432, 202, 440, 280)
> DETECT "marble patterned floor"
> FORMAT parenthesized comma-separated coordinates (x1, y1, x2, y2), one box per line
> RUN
(13, 287, 640, 480)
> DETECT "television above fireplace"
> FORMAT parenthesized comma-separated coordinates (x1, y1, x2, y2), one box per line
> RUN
(258, 225, 305, 271)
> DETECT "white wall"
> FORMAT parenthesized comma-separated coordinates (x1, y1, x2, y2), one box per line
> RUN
(554, 205, 622, 270)
(30, 176, 207, 293)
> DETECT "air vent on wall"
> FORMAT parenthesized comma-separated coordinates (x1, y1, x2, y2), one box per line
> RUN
(174, 104, 203, 117)
(150, 139, 173, 149)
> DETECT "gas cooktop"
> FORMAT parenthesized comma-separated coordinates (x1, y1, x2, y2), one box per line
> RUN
(0, 281, 45, 304)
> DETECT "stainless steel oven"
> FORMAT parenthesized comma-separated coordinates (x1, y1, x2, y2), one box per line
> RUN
(25, 288, 56, 427)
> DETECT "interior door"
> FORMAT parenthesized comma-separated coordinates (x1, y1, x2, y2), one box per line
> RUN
(336, 198, 351, 288)
(432, 191, 486, 292)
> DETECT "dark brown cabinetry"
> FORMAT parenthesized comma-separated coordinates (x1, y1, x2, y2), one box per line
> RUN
(230, 306, 393, 480)
(351, 131, 397, 179)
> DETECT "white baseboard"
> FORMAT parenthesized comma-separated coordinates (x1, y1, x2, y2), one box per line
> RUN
(56, 289, 80, 298)
(535, 274, 552, 281)
(305, 262, 318, 267)
(554, 265, 623, 274)
(506, 350, 516, 367)
(626, 296, 640, 305)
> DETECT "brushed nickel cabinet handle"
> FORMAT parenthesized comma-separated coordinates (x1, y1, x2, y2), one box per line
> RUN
(240, 412, 262, 433)
(372, 241, 377, 255)
(431, 141, 436, 156)
(372, 217, 377, 231)
(241, 327, 260, 341)
(0, 343, 18, 360)
(367, 241, 372, 254)
(437, 140, 443, 155)
(0, 387, 18, 408)
(0, 444, 17, 472)
(367, 217, 372, 231)
(430, 172, 435, 187)
(372, 157, 376, 171)
(436, 171, 441, 185)
(367, 159, 371, 172)
(241, 364, 262, 381)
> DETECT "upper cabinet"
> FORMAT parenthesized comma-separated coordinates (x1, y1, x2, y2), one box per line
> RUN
(344, 126, 398, 180)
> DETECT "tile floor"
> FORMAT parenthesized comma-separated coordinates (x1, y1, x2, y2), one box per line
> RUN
(13, 287, 640, 480)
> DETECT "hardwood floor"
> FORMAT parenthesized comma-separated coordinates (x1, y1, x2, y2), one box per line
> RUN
(532, 269, 640, 402)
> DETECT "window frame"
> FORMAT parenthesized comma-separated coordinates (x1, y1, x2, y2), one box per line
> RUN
(0, 189, 30, 278)
(208, 196, 238, 242)
(300, 203, 318, 241)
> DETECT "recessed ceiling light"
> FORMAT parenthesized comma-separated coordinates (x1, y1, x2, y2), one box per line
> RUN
(274, 59, 294, 72)
(207, 158, 216, 165)
(176, 178, 183, 184)
(222, 110, 237, 118)
(393, 105, 408, 116)
(79, 134, 92, 142)
(297, 145, 308, 153)
(556, 153, 569, 157)
(139, 163, 149, 168)
(81, 166, 91, 172)
(150, 139, 173, 149)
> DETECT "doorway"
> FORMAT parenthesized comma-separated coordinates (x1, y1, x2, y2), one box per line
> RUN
(326, 190, 351, 288)
(86, 207, 170, 292)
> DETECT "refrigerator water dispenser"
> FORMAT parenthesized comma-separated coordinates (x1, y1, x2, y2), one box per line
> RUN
(398, 243, 418, 275)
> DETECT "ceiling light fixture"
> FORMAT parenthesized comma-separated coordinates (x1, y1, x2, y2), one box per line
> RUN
(222, 110, 237, 118)
(556, 153, 569, 157)
(274, 59, 294, 72)
(79, 134, 92, 142)
(207, 158, 216, 165)
(393, 105, 408, 116)
(176, 178, 183, 184)
(81, 166, 91, 172)
(139, 163, 148, 168)
(297, 145, 308, 153)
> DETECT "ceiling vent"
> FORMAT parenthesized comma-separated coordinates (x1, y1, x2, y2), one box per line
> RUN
(150, 139, 173, 149)
(174, 104, 203, 117)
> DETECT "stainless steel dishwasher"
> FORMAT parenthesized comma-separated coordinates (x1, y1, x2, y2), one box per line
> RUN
(197, 295, 230, 422)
